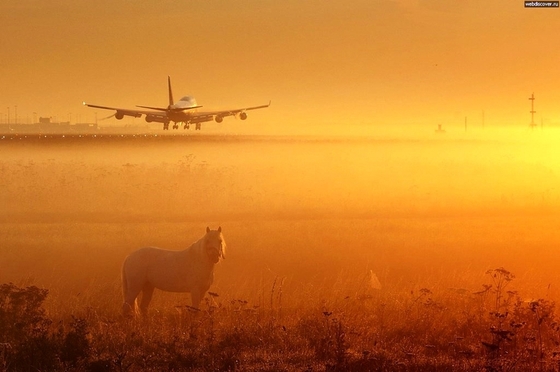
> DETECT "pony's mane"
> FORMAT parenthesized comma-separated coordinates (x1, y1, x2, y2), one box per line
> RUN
(184, 235, 206, 256)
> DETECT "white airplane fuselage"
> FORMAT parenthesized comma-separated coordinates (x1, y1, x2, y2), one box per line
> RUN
(171, 96, 198, 111)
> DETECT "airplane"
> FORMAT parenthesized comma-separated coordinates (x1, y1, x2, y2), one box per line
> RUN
(83, 77, 270, 130)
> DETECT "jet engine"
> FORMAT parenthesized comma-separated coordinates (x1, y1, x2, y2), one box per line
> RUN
(215, 116, 224, 123)
(115, 112, 124, 120)
(145, 115, 168, 124)
(239, 112, 248, 120)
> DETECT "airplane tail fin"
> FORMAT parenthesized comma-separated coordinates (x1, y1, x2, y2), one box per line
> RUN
(168, 76, 174, 106)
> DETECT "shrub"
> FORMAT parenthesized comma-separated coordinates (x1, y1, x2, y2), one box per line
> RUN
(0, 283, 58, 371)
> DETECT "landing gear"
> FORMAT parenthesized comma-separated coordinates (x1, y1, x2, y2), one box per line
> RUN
(163, 122, 170, 130)
(173, 122, 199, 130)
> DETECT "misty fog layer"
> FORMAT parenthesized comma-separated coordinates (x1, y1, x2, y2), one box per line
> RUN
(2, 133, 559, 222)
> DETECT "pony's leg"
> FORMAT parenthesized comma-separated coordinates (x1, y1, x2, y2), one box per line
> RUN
(139, 284, 155, 316)
(123, 283, 143, 317)
(191, 290, 203, 310)
(122, 302, 136, 317)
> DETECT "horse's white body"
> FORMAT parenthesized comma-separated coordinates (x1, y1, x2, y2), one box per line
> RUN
(121, 227, 225, 316)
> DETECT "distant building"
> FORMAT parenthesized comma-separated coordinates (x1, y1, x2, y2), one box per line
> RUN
(0, 119, 98, 134)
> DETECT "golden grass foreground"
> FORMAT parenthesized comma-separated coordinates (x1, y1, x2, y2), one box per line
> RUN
(3, 256, 560, 371)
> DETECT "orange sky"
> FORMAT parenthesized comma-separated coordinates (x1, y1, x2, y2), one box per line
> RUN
(0, 0, 558, 129)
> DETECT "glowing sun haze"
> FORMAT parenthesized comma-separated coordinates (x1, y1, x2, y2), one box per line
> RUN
(0, 0, 558, 129)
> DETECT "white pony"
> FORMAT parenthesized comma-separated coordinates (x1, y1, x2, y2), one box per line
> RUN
(121, 226, 226, 316)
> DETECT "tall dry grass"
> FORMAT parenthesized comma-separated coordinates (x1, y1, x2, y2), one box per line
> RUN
(3, 264, 560, 371)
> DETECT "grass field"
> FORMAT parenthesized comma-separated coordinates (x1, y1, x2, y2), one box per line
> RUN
(2, 132, 560, 371)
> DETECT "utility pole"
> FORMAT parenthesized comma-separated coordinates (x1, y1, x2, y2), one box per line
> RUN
(529, 93, 537, 130)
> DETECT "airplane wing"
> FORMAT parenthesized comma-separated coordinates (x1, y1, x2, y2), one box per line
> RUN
(84, 102, 203, 117)
(83, 102, 166, 119)
(193, 101, 271, 121)
(136, 105, 203, 112)
(83, 102, 175, 123)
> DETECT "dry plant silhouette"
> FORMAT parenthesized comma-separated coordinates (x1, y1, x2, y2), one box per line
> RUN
(3, 266, 560, 371)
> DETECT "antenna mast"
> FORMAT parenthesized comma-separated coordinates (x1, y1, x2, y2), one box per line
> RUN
(529, 93, 537, 130)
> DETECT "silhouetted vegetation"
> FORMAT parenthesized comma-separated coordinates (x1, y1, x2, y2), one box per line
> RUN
(3, 267, 560, 371)
(0, 283, 90, 371)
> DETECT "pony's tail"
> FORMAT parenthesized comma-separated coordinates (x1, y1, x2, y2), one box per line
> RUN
(121, 264, 128, 300)
(121, 264, 134, 316)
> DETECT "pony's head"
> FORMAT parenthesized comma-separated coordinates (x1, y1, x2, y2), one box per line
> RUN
(204, 226, 226, 263)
